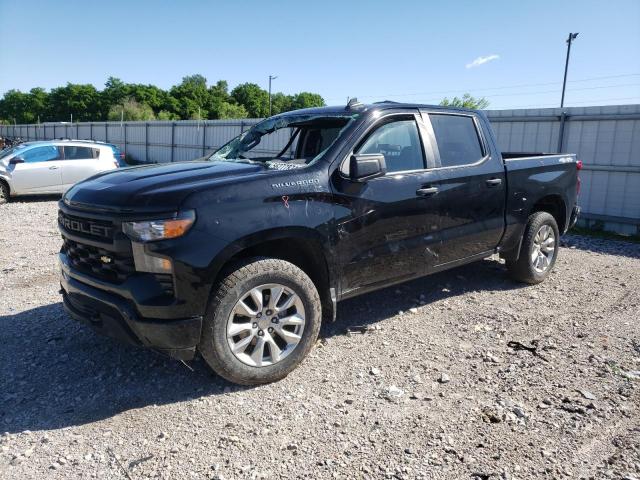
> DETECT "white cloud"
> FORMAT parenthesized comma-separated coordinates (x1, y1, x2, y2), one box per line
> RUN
(466, 54, 500, 69)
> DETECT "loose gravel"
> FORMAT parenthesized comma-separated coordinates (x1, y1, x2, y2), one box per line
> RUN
(1, 198, 639, 480)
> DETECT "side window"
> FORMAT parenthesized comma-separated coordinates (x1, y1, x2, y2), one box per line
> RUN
(357, 119, 425, 173)
(429, 114, 484, 167)
(21, 146, 61, 163)
(64, 146, 97, 160)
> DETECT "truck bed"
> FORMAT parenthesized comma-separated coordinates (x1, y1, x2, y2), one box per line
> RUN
(498, 151, 579, 257)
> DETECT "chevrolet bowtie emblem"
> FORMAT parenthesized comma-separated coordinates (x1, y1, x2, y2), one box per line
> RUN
(100, 255, 113, 264)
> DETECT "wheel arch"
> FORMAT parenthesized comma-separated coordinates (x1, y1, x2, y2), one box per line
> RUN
(501, 194, 567, 263)
(209, 227, 337, 323)
(0, 176, 10, 199)
(530, 194, 567, 233)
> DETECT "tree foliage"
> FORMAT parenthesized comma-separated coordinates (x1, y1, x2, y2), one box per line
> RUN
(230, 83, 270, 118)
(48, 83, 102, 122)
(107, 98, 156, 121)
(439, 93, 489, 109)
(0, 75, 326, 123)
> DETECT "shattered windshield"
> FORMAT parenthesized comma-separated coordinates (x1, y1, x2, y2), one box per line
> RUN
(208, 114, 356, 169)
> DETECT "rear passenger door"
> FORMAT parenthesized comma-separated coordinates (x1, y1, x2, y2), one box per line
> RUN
(421, 111, 505, 265)
(61, 145, 99, 189)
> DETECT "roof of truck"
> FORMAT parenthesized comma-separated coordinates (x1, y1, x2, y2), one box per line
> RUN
(281, 101, 480, 117)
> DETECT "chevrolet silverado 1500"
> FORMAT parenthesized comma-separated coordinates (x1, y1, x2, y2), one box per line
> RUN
(58, 101, 580, 384)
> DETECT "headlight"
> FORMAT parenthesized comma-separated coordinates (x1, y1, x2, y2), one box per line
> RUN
(123, 210, 195, 242)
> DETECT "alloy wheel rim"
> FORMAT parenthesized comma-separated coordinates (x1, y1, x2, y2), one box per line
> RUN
(531, 224, 556, 273)
(226, 283, 305, 367)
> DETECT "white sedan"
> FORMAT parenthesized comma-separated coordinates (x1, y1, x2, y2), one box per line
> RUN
(0, 140, 124, 203)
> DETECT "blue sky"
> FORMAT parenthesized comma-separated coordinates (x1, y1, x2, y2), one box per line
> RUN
(1, 0, 639, 110)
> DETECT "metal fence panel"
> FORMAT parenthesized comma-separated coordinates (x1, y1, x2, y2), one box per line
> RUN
(486, 104, 640, 235)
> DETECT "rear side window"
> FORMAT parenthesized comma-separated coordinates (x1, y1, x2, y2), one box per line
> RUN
(21, 145, 61, 163)
(357, 119, 425, 173)
(429, 114, 484, 167)
(64, 146, 97, 160)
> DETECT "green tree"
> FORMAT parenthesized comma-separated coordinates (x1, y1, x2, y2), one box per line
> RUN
(439, 93, 489, 109)
(0, 76, 326, 122)
(156, 110, 180, 121)
(170, 74, 210, 119)
(290, 92, 325, 110)
(230, 83, 269, 117)
(0, 88, 50, 123)
(101, 77, 128, 117)
(128, 84, 173, 112)
(26, 88, 49, 123)
(107, 98, 156, 121)
(270, 92, 293, 115)
(205, 80, 231, 119)
(0, 89, 29, 123)
(48, 83, 102, 121)
(217, 102, 248, 119)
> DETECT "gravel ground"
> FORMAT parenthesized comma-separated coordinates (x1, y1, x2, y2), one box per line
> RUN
(1, 198, 639, 480)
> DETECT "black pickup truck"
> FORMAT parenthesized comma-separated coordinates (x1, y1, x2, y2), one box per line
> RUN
(58, 101, 580, 384)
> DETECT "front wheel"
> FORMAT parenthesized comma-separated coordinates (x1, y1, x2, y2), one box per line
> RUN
(506, 212, 560, 284)
(199, 258, 321, 385)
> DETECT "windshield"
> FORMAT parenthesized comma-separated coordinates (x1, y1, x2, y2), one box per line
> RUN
(0, 144, 28, 161)
(208, 113, 356, 169)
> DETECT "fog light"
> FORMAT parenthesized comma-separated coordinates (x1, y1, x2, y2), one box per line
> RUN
(131, 242, 173, 274)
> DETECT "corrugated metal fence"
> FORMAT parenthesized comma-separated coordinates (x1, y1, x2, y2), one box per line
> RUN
(2, 104, 639, 235)
(486, 104, 640, 235)
(0, 119, 263, 163)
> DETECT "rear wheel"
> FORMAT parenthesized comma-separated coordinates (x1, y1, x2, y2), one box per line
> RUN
(199, 258, 321, 385)
(506, 212, 559, 284)
(0, 181, 9, 205)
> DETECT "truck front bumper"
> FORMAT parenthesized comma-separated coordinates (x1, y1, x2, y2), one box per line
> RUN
(60, 254, 202, 361)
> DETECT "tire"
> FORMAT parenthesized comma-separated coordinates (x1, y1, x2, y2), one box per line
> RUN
(0, 181, 9, 205)
(199, 258, 322, 385)
(506, 212, 560, 284)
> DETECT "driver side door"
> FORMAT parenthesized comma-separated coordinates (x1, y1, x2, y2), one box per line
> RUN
(10, 145, 64, 194)
(332, 113, 441, 297)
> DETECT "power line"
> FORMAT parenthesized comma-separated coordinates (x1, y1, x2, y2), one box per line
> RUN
(503, 96, 640, 109)
(325, 72, 640, 101)
(409, 83, 640, 103)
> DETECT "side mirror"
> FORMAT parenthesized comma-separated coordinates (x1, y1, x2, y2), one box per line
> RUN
(9, 157, 24, 165)
(349, 154, 386, 182)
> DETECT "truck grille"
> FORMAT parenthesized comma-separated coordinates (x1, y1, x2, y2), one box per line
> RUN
(58, 211, 114, 241)
(62, 238, 135, 284)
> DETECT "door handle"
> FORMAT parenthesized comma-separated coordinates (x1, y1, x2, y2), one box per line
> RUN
(49, 166, 59, 170)
(485, 178, 502, 187)
(416, 186, 439, 196)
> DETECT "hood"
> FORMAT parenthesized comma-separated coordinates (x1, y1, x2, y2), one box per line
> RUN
(64, 160, 269, 213)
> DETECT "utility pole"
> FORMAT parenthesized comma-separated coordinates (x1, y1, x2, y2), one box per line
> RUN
(268, 75, 278, 116)
(560, 32, 579, 108)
